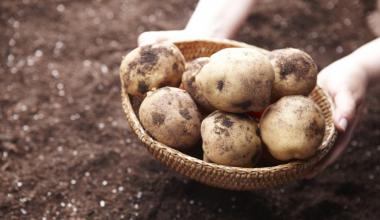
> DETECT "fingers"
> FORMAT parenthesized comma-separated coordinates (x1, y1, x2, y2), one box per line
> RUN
(307, 55, 368, 179)
(316, 69, 329, 91)
(326, 102, 365, 167)
(137, 32, 150, 46)
(333, 91, 357, 131)
(138, 31, 167, 46)
(305, 103, 365, 178)
(137, 30, 188, 46)
(305, 113, 360, 178)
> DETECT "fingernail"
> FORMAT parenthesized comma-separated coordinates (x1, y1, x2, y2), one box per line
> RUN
(338, 118, 348, 131)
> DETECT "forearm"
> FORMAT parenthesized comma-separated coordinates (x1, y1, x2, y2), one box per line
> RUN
(185, 0, 257, 38)
(349, 38, 380, 88)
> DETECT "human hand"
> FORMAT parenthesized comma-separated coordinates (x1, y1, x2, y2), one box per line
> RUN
(138, 30, 205, 46)
(137, 0, 257, 46)
(306, 55, 368, 178)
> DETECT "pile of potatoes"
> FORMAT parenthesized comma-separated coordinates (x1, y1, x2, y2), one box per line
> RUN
(120, 42, 326, 167)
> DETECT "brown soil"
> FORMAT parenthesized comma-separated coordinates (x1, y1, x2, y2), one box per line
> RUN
(0, 0, 379, 219)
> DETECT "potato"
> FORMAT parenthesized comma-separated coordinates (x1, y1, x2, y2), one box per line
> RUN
(139, 87, 201, 149)
(196, 48, 274, 113)
(181, 57, 215, 113)
(120, 42, 185, 96)
(201, 110, 261, 167)
(260, 96, 325, 161)
(269, 48, 318, 100)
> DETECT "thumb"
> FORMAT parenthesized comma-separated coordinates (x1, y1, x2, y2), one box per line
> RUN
(333, 91, 356, 132)
(138, 32, 166, 46)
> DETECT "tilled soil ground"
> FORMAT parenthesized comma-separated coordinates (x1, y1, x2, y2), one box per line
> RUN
(0, 0, 379, 219)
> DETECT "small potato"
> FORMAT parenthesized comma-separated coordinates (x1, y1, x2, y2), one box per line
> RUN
(196, 48, 274, 113)
(182, 57, 215, 113)
(269, 48, 318, 100)
(139, 87, 201, 149)
(201, 111, 261, 167)
(120, 42, 185, 96)
(260, 96, 325, 161)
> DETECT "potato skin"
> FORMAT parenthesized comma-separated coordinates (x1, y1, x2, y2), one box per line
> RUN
(138, 87, 201, 149)
(260, 96, 325, 161)
(182, 57, 215, 113)
(120, 42, 185, 96)
(201, 111, 261, 167)
(196, 48, 274, 113)
(269, 48, 318, 101)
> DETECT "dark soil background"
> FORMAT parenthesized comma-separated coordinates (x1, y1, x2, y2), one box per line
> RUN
(1, 0, 379, 219)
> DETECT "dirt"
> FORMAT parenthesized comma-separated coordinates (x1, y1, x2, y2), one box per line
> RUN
(0, 0, 379, 219)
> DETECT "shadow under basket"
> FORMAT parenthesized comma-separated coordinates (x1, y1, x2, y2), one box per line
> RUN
(121, 39, 338, 190)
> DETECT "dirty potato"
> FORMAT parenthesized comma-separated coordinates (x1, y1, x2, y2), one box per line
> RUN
(182, 57, 215, 113)
(269, 48, 318, 100)
(196, 48, 274, 113)
(260, 96, 325, 161)
(201, 111, 262, 167)
(138, 87, 201, 149)
(120, 42, 185, 96)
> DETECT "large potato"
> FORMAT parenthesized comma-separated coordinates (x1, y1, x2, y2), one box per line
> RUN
(201, 111, 261, 167)
(181, 57, 215, 113)
(269, 48, 318, 100)
(260, 96, 325, 161)
(196, 48, 274, 113)
(139, 87, 201, 149)
(120, 42, 185, 96)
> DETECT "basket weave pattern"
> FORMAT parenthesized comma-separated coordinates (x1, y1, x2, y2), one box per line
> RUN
(121, 39, 337, 190)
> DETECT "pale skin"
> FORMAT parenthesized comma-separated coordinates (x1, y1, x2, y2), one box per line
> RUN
(138, 0, 380, 177)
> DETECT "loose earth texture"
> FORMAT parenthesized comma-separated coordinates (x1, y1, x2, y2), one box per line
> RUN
(0, 0, 380, 219)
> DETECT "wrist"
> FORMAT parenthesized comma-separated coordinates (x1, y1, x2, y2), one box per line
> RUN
(348, 39, 380, 88)
(183, 26, 232, 39)
(345, 53, 370, 88)
(183, 0, 255, 40)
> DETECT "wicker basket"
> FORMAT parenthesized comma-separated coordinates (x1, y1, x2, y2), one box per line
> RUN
(121, 39, 338, 190)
